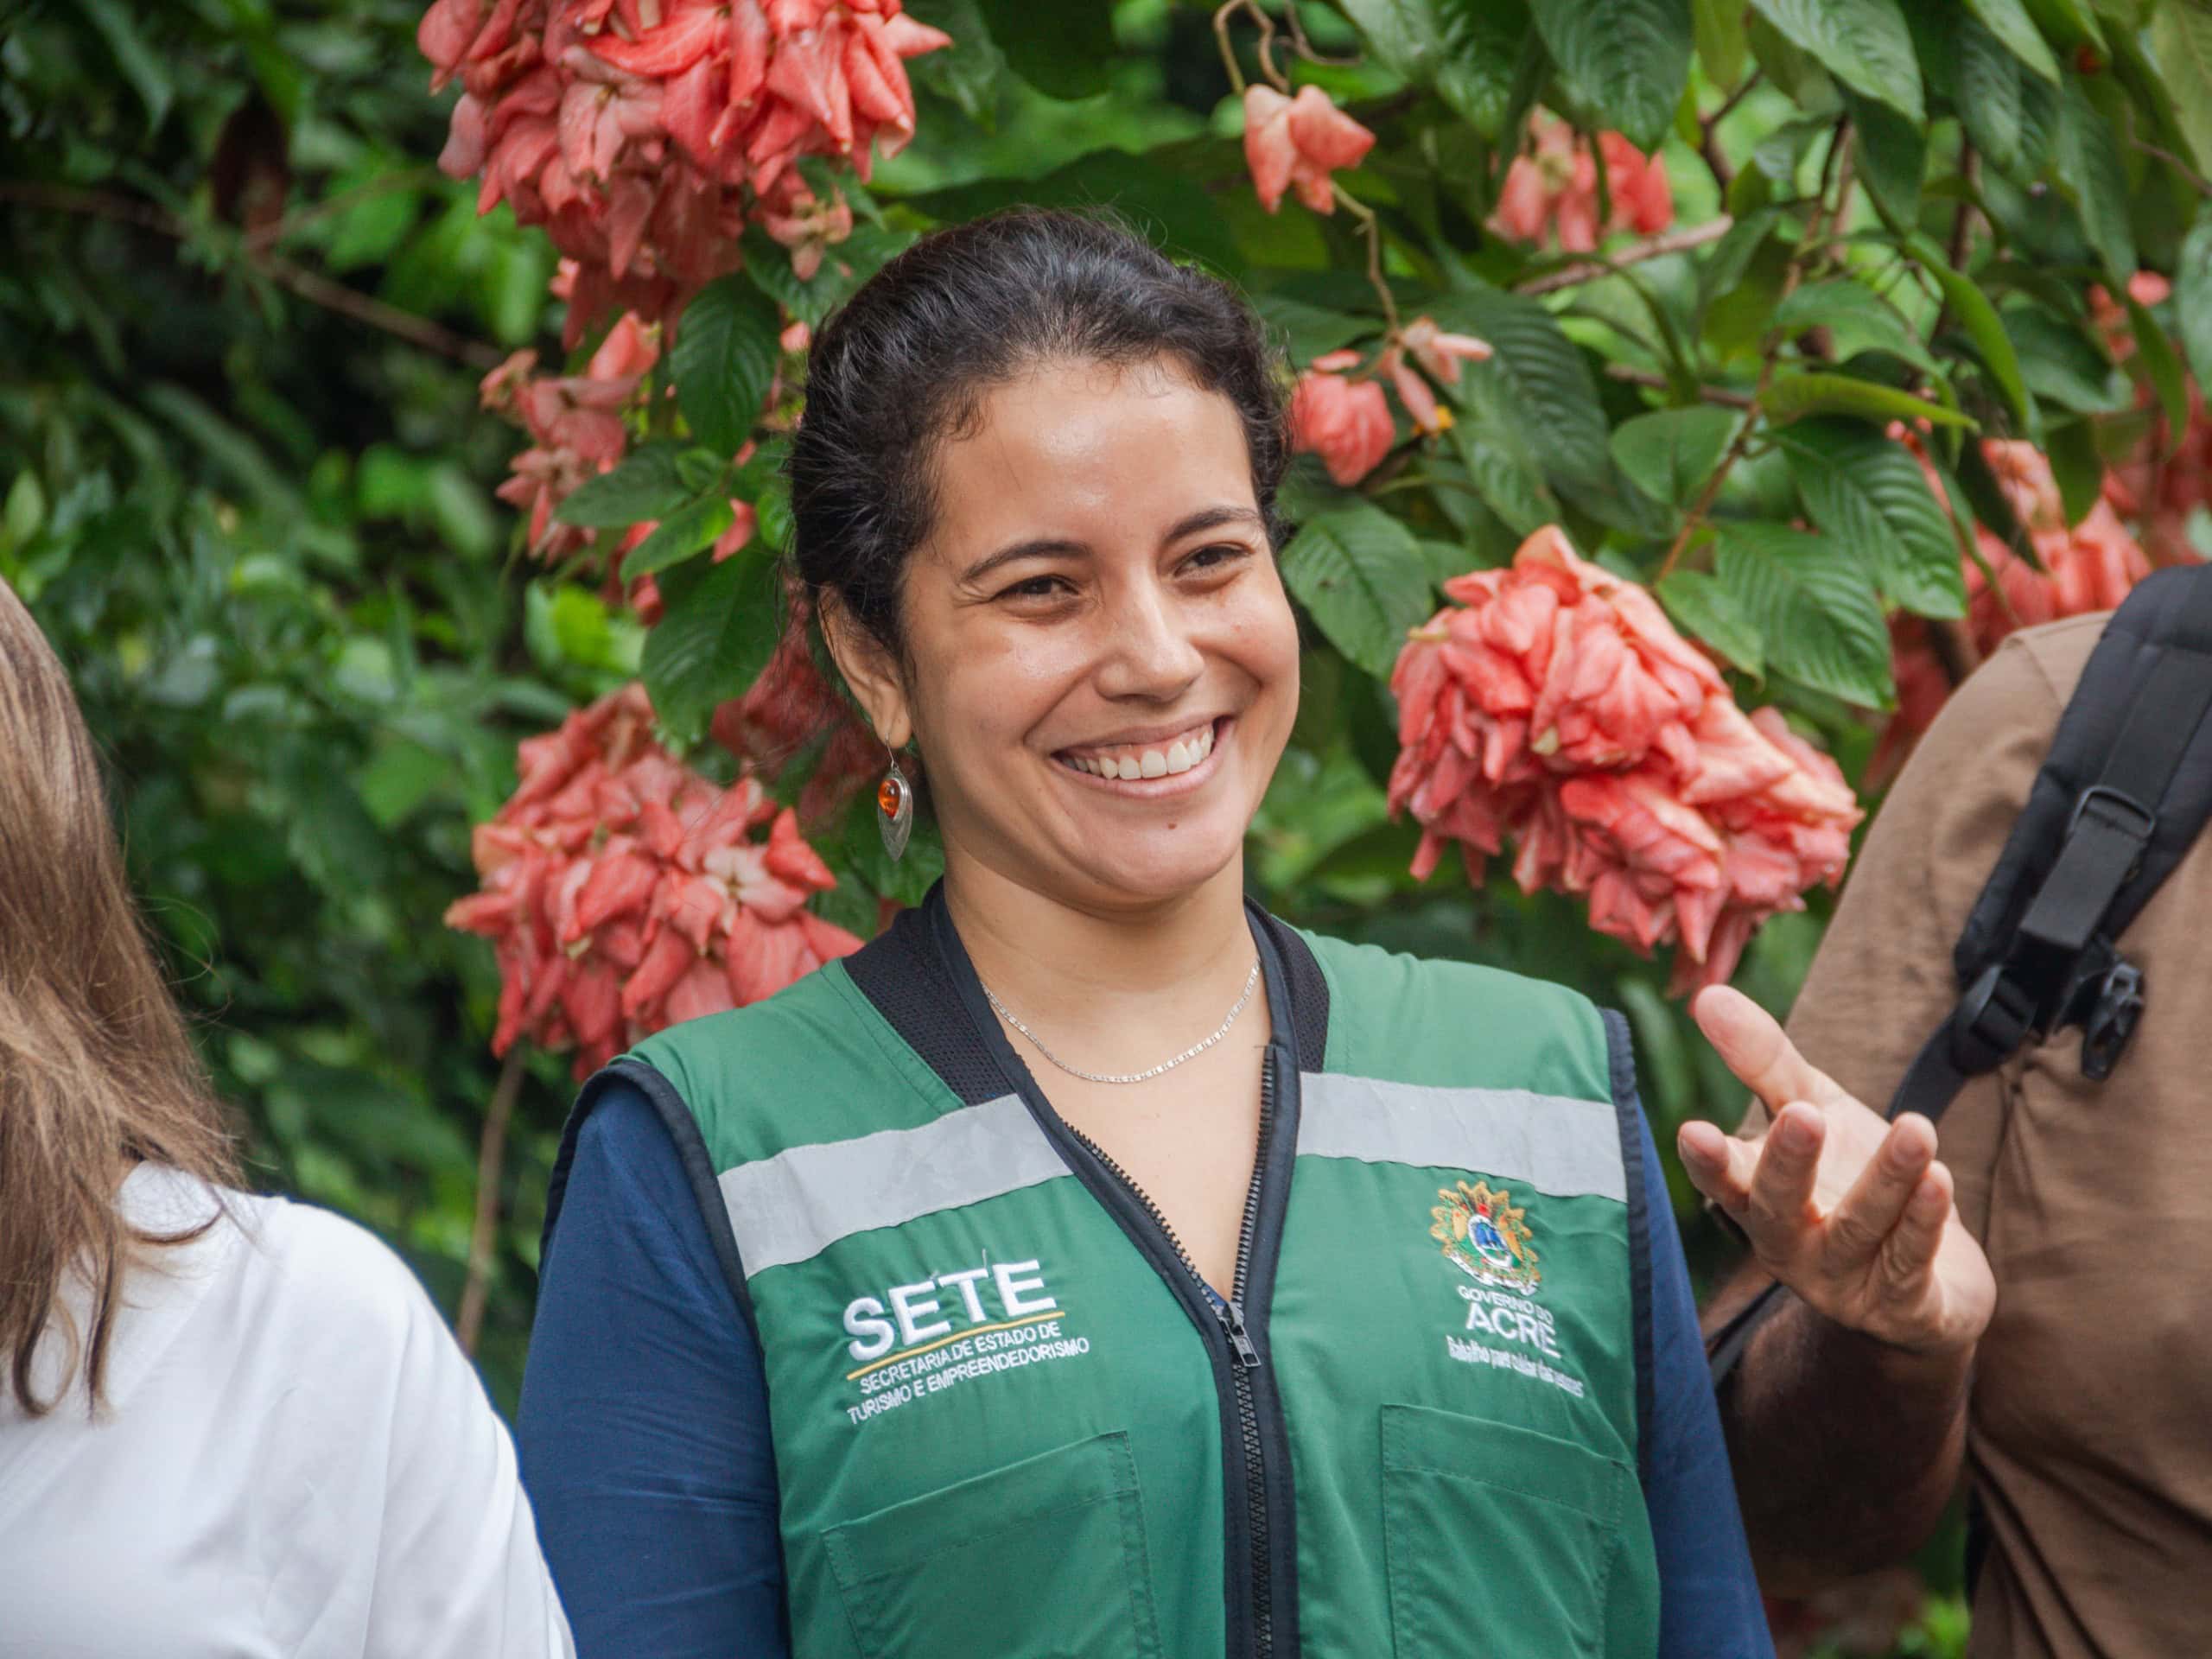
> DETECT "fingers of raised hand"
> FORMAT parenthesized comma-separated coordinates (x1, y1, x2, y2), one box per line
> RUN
(1677, 1120, 1758, 1214)
(1820, 1113, 1939, 1274)
(1874, 1160, 1954, 1299)
(1743, 1103, 1826, 1244)
(1692, 986, 1844, 1116)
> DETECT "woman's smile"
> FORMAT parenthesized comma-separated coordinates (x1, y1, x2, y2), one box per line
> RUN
(1053, 715, 1228, 791)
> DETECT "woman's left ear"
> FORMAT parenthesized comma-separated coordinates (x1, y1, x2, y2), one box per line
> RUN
(819, 597, 912, 752)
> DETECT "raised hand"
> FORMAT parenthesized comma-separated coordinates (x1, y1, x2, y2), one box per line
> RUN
(1679, 986, 1996, 1357)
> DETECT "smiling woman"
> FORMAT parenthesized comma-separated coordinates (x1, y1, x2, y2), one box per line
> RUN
(518, 210, 1775, 1659)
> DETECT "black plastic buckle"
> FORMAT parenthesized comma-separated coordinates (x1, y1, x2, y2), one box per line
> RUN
(1951, 964, 2039, 1071)
(2068, 784, 2158, 847)
(2080, 959, 2145, 1082)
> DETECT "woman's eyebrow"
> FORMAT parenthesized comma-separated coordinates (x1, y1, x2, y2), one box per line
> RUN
(957, 537, 1090, 586)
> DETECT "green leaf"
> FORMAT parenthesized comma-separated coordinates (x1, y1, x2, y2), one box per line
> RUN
(741, 224, 917, 328)
(2126, 294, 2190, 456)
(2151, 0, 2212, 175)
(624, 493, 737, 581)
(1342, 0, 1535, 140)
(1252, 295, 1373, 367)
(641, 549, 785, 748)
(1957, 15, 2061, 181)
(1529, 0, 1694, 153)
(1761, 371, 1976, 429)
(79, 0, 173, 129)
(2175, 207, 2212, 391)
(1431, 287, 1614, 492)
(1962, 0, 2060, 82)
(1610, 406, 1741, 505)
(2002, 306, 2126, 412)
(1749, 0, 1923, 124)
(1847, 91, 1925, 225)
(1657, 569, 1765, 674)
(906, 0, 1006, 124)
(1450, 419, 1560, 536)
(3, 471, 48, 548)
(1715, 522, 1894, 703)
(671, 275, 783, 457)
(1773, 277, 1938, 370)
(1777, 417, 1967, 618)
(1909, 234, 2034, 435)
(2045, 418, 2106, 525)
(972, 0, 1114, 97)
(1279, 504, 1438, 679)
(2054, 70, 2136, 285)
(1433, 0, 1535, 140)
(556, 443, 705, 529)
(1704, 233, 1792, 362)
(1694, 0, 1751, 88)
(1746, 13, 1837, 105)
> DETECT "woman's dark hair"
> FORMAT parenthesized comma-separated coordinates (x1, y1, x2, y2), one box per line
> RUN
(786, 208, 1291, 662)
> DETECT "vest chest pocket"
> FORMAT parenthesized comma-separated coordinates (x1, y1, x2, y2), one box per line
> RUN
(1382, 1403, 1642, 1658)
(823, 1429, 1164, 1659)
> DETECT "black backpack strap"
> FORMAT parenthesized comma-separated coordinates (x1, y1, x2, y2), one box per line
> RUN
(1894, 566, 2212, 1125)
(1710, 568, 2212, 1389)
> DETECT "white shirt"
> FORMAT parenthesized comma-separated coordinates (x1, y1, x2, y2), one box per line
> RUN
(0, 1166, 574, 1658)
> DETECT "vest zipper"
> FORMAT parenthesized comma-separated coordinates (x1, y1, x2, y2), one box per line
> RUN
(1060, 1046, 1280, 1656)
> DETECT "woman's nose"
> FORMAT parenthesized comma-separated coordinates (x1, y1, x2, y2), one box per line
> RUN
(1094, 582, 1205, 701)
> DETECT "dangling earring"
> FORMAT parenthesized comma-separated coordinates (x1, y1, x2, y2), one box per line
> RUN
(877, 750, 913, 861)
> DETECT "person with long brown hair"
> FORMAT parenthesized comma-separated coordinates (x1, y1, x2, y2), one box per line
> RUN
(0, 576, 574, 1656)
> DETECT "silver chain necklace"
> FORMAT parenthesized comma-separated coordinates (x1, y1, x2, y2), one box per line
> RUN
(982, 959, 1262, 1085)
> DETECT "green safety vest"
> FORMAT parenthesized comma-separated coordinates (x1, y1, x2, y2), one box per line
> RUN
(548, 886, 1662, 1658)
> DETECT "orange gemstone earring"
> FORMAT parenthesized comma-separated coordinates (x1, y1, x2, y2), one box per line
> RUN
(877, 751, 913, 861)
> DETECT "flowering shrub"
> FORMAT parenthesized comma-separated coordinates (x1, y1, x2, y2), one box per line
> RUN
(1389, 530, 1859, 992)
(443, 684, 861, 1077)
(419, 0, 950, 341)
(1491, 115, 1673, 253)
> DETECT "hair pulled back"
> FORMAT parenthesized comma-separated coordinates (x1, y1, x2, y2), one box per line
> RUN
(786, 208, 1290, 663)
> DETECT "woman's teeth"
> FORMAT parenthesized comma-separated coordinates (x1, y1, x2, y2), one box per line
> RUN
(1064, 722, 1215, 780)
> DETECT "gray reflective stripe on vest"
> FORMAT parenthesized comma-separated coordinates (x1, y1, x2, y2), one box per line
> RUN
(1296, 1071, 1626, 1203)
(719, 1093, 1072, 1274)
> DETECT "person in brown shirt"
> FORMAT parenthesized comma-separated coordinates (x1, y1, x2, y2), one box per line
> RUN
(1677, 612, 2212, 1658)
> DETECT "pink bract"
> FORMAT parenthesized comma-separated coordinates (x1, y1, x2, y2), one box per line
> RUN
(442, 683, 862, 1077)
(1389, 527, 1860, 991)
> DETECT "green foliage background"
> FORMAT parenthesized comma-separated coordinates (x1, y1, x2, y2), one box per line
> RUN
(22, 0, 2212, 1645)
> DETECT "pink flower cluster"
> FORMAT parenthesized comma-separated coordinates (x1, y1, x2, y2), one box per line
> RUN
(480, 309, 660, 561)
(1877, 436, 2155, 782)
(1242, 83, 1375, 214)
(2094, 274, 2212, 565)
(444, 683, 862, 1077)
(419, 0, 950, 341)
(1389, 528, 1861, 992)
(1289, 317, 1491, 486)
(1491, 115, 1673, 253)
(481, 305, 780, 582)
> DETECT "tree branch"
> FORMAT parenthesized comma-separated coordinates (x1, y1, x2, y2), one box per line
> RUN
(455, 1046, 526, 1357)
(1658, 122, 1853, 582)
(0, 180, 502, 369)
(1605, 365, 1755, 409)
(1515, 216, 1737, 296)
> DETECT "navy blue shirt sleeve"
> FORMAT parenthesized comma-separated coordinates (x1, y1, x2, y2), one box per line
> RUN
(518, 1080, 790, 1659)
(1638, 1111, 1776, 1659)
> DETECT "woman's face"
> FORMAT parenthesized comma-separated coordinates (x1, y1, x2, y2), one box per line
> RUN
(847, 355, 1300, 914)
